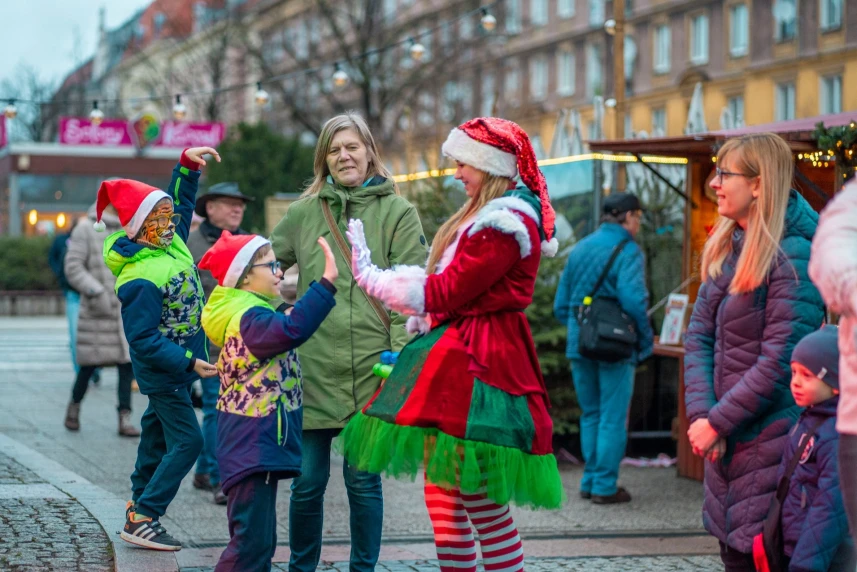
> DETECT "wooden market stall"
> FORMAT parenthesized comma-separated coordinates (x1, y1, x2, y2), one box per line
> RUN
(590, 111, 853, 480)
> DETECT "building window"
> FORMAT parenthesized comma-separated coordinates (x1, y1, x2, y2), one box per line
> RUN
(442, 81, 458, 121)
(820, 0, 843, 31)
(690, 14, 709, 65)
(558, 0, 575, 18)
(776, 82, 796, 121)
(506, 0, 522, 33)
(530, 55, 548, 100)
(383, 0, 396, 24)
(625, 115, 633, 138)
(587, 121, 599, 142)
(653, 24, 671, 74)
(531, 0, 549, 26)
(460, 15, 473, 39)
(557, 49, 576, 96)
(458, 79, 473, 118)
(821, 74, 842, 114)
(729, 4, 749, 57)
(586, 44, 602, 98)
(153, 12, 166, 37)
(419, 92, 435, 126)
(505, 60, 520, 106)
(293, 21, 309, 60)
(728, 95, 745, 127)
(440, 23, 452, 54)
(652, 107, 666, 136)
(773, 0, 797, 41)
(481, 73, 495, 116)
(589, 0, 605, 26)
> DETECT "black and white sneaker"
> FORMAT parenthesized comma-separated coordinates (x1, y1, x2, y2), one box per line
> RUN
(120, 513, 182, 551)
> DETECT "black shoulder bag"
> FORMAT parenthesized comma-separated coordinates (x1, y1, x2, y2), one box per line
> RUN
(576, 238, 638, 363)
(758, 417, 824, 572)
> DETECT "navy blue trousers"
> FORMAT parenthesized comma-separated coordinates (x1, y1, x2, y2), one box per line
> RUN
(215, 472, 278, 572)
(131, 384, 203, 519)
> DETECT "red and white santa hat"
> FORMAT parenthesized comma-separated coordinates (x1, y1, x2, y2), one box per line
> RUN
(441, 117, 558, 256)
(198, 231, 271, 288)
(94, 179, 171, 236)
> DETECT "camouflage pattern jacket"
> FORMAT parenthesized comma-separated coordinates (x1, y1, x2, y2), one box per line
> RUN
(104, 158, 207, 395)
(202, 281, 335, 492)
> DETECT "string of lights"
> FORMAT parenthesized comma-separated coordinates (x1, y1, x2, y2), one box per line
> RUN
(2, 3, 499, 125)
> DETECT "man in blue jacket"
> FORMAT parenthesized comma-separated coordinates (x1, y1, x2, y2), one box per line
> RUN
(553, 192, 653, 504)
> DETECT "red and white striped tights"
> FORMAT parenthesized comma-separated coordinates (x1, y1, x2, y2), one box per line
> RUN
(424, 481, 525, 572)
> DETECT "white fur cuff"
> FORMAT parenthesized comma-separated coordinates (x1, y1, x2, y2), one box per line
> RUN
(406, 315, 432, 335)
(363, 264, 427, 316)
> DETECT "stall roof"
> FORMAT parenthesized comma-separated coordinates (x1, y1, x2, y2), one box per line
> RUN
(589, 111, 857, 158)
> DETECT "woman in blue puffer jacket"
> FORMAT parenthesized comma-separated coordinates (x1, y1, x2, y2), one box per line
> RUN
(684, 133, 825, 571)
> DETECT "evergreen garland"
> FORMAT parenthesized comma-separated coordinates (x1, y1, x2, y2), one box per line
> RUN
(813, 120, 857, 182)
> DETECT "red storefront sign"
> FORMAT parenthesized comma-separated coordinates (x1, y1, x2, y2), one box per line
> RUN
(58, 117, 226, 148)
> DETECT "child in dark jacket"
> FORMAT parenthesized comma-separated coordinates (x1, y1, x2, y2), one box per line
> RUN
(776, 326, 855, 571)
(98, 147, 221, 551)
(199, 231, 337, 572)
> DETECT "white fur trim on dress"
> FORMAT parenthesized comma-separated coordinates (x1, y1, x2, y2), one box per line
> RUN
(467, 208, 532, 258)
(125, 190, 170, 238)
(441, 128, 518, 178)
(541, 237, 559, 257)
(224, 236, 271, 288)
(363, 264, 427, 316)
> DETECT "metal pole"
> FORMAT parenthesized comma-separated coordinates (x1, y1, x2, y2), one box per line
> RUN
(9, 172, 21, 237)
(614, 0, 626, 191)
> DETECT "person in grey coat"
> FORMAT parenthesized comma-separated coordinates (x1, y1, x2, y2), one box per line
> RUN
(186, 182, 253, 505)
(63, 203, 140, 437)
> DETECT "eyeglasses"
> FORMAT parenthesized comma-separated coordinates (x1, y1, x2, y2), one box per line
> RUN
(715, 168, 752, 180)
(251, 260, 281, 275)
(151, 213, 181, 229)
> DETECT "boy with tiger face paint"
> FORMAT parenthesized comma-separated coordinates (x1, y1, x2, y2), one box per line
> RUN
(95, 147, 222, 551)
(136, 198, 180, 250)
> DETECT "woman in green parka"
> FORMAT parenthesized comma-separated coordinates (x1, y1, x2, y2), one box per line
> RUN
(270, 112, 427, 572)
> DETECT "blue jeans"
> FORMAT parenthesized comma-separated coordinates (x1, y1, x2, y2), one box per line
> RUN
(65, 290, 80, 373)
(288, 428, 383, 572)
(571, 358, 635, 497)
(195, 377, 220, 486)
(216, 472, 278, 572)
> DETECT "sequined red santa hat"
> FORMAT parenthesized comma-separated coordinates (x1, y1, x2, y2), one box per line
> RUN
(441, 117, 558, 256)
(198, 230, 271, 288)
(94, 179, 170, 237)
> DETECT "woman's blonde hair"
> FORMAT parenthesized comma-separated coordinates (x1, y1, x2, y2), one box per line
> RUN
(701, 132, 793, 294)
(426, 172, 512, 274)
(302, 112, 398, 196)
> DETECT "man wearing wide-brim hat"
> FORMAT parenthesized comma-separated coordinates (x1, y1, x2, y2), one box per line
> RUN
(186, 181, 253, 505)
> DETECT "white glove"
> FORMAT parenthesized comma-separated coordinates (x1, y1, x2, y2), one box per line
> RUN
(406, 315, 431, 335)
(346, 218, 428, 316)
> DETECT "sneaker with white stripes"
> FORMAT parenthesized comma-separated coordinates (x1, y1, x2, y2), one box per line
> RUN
(120, 512, 182, 551)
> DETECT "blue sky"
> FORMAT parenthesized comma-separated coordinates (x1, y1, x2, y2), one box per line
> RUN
(0, 1, 148, 87)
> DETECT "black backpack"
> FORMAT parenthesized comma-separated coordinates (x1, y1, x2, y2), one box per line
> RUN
(576, 239, 638, 362)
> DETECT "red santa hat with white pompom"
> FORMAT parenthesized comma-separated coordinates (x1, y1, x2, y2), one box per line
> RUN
(198, 231, 271, 288)
(93, 179, 171, 237)
(441, 117, 558, 256)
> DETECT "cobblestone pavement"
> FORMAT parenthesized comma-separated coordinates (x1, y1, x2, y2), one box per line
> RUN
(181, 555, 722, 571)
(0, 452, 115, 572)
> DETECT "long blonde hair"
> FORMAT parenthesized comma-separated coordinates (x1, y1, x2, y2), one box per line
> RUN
(302, 112, 398, 196)
(426, 172, 512, 274)
(701, 133, 793, 294)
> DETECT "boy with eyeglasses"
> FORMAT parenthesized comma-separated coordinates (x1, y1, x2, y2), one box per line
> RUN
(95, 147, 220, 551)
(198, 230, 337, 571)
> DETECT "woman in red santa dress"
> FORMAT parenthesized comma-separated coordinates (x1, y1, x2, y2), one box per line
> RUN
(338, 117, 565, 572)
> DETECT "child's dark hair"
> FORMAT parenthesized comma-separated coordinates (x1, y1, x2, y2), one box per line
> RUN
(237, 243, 273, 286)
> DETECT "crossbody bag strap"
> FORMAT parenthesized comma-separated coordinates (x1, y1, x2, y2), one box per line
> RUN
(320, 199, 392, 333)
(776, 416, 825, 501)
(586, 238, 632, 299)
